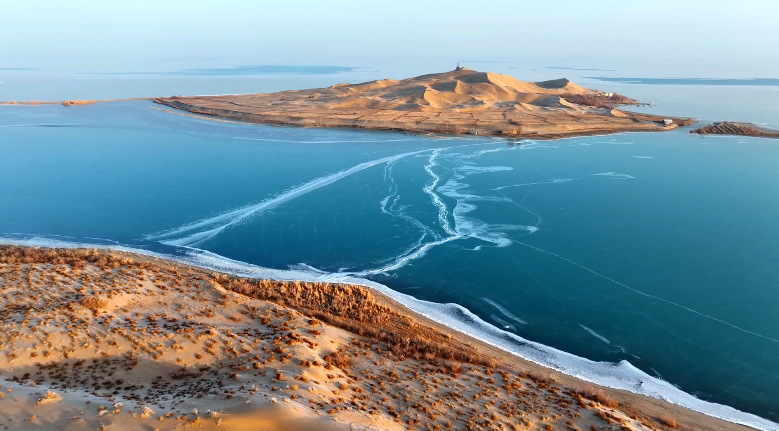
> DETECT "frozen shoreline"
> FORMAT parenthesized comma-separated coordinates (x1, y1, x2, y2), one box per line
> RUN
(0, 235, 776, 431)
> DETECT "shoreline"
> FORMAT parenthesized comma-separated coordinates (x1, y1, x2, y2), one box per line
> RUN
(153, 97, 693, 140)
(0, 240, 774, 431)
(0, 97, 151, 106)
(148, 68, 696, 140)
(690, 122, 779, 139)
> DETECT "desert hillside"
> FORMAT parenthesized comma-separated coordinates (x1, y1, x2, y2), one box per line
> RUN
(154, 68, 690, 138)
(278, 68, 594, 112)
(0, 245, 733, 431)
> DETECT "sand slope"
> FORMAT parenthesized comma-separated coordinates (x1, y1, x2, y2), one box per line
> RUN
(0, 246, 715, 431)
(154, 68, 689, 138)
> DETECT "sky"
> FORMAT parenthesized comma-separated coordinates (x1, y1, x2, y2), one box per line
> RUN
(1, 0, 778, 76)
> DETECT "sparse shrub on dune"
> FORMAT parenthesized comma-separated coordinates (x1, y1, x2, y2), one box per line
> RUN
(218, 276, 496, 366)
(80, 296, 108, 311)
(34, 391, 62, 406)
(429, 123, 466, 135)
(324, 351, 352, 369)
(560, 93, 635, 108)
(659, 416, 678, 429)
(576, 387, 618, 409)
(0, 245, 499, 367)
(0, 245, 128, 268)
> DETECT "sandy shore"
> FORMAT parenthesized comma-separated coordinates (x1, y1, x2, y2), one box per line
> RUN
(0, 98, 151, 107)
(152, 68, 694, 139)
(0, 245, 756, 431)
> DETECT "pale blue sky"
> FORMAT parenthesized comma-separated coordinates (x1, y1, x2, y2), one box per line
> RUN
(1, 0, 778, 75)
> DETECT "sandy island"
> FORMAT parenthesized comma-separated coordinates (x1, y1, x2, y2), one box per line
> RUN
(152, 67, 694, 139)
(0, 245, 755, 431)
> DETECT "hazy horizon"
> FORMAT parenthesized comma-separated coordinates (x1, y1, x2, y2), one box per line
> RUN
(2, 0, 778, 77)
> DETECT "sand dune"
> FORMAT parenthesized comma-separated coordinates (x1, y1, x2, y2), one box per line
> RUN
(0, 245, 749, 431)
(277, 68, 591, 112)
(154, 68, 692, 138)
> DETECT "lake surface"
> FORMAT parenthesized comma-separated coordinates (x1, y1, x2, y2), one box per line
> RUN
(1, 100, 778, 427)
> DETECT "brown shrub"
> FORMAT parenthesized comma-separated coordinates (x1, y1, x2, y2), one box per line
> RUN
(429, 123, 466, 134)
(659, 417, 678, 429)
(218, 277, 495, 366)
(170, 367, 201, 380)
(577, 387, 619, 409)
(560, 93, 635, 108)
(0, 245, 130, 268)
(80, 296, 108, 311)
(325, 351, 352, 369)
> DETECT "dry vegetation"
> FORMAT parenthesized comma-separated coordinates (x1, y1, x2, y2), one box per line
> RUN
(691, 122, 779, 138)
(560, 93, 636, 108)
(0, 245, 699, 431)
(217, 275, 494, 366)
(61, 100, 96, 106)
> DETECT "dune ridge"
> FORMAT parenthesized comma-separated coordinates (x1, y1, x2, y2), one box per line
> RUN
(154, 68, 692, 138)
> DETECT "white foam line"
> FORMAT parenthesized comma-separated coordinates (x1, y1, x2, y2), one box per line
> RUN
(490, 314, 517, 331)
(579, 324, 611, 345)
(349, 144, 517, 276)
(146, 149, 433, 246)
(147, 141, 498, 248)
(2, 235, 775, 431)
(590, 172, 636, 179)
(493, 178, 572, 191)
(355, 235, 461, 276)
(483, 297, 527, 324)
(423, 149, 458, 236)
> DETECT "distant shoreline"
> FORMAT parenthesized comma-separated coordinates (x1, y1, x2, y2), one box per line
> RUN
(153, 97, 692, 140)
(0, 97, 151, 106)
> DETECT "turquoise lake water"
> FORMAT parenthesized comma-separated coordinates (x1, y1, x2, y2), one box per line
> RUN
(1, 100, 778, 426)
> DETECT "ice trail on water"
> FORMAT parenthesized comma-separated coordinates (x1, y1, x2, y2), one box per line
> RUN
(492, 178, 573, 191)
(483, 297, 527, 325)
(147, 141, 497, 248)
(355, 144, 544, 275)
(423, 149, 459, 237)
(145, 149, 434, 246)
(490, 314, 517, 331)
(371, 159, 437, 268)
(380, 159, 437, 240)
(347, 149, 467, 276)
(579, 324, 612, 345)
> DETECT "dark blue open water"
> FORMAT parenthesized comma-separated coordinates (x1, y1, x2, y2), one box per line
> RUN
(1, 101, 778, 428)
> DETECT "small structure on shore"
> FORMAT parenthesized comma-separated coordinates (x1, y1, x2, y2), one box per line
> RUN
(663, 119, 674, 125)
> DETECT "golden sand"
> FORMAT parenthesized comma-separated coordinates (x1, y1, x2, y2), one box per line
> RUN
(0, 246, 747, 431)
(154, 68, 692, 138)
